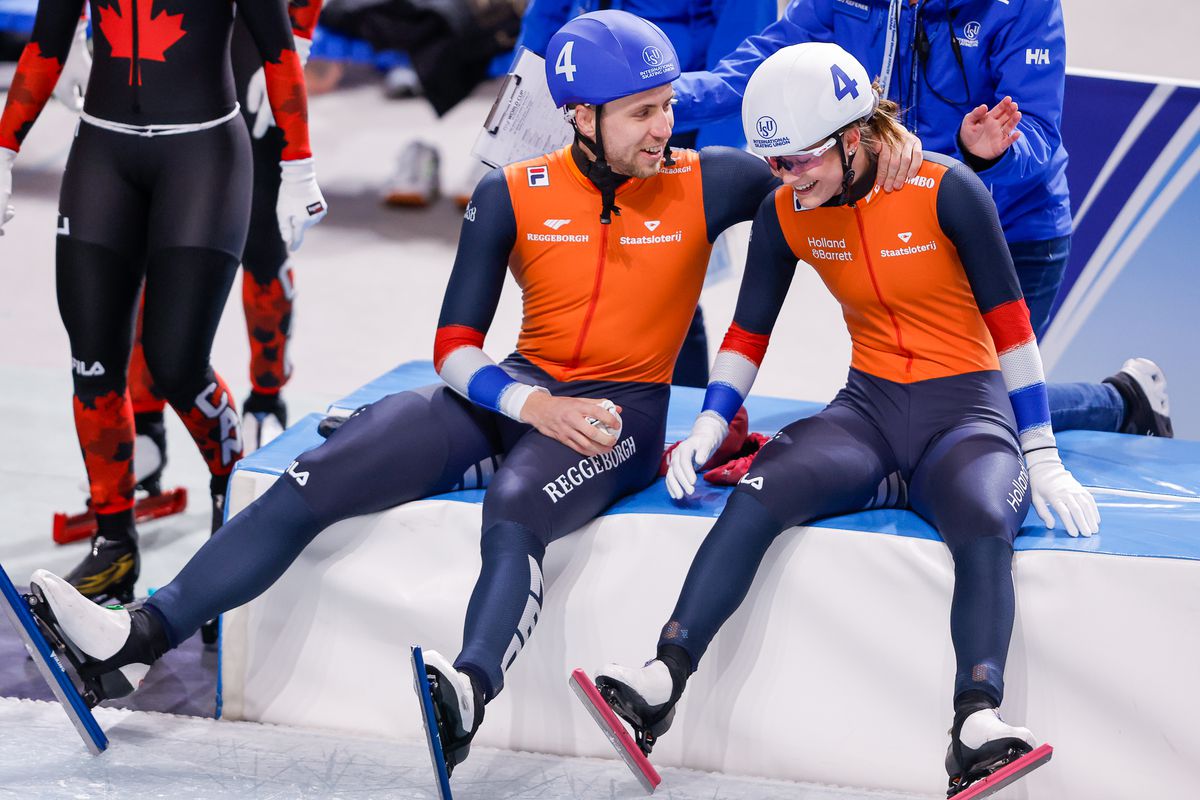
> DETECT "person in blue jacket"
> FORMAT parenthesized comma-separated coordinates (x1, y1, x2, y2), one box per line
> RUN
(669, 0, 1172, 436)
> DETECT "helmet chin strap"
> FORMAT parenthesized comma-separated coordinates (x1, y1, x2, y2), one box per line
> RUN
(823, 130, 858, 208)
(571, 104, 675, 224)
(573, 105, 624, 225)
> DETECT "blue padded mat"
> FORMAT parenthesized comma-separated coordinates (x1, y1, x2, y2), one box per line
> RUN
(235, 362, 1200, 561)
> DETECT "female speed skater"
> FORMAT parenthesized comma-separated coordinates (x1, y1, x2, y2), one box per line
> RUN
(0, 0, 327, 603)
(591, 44, 1100, 797)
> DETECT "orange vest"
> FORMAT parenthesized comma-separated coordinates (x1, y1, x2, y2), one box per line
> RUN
(504, 147, 711, 384)
(773, 160, 999, 383)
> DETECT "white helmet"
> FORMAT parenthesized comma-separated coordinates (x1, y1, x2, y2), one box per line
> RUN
(742, 43, 877, 157)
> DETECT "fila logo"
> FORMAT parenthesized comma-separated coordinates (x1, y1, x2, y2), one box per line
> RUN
(286, 460, 310, 487)
(71, 358, 104, 377)
(644, 220, 661, 232)
(527, 166, 550, 187)
(543, 219, 571, 230)
(56, 216, 70, 236)
(739, 474, 764, 490)
(898, 232, 913, 243)
(1026, 48, 1050, 65)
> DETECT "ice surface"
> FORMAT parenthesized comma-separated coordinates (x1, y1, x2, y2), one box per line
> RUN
(0, 697, 936, 800)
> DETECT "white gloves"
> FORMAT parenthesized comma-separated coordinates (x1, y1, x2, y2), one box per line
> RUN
(666, 411, 728, 500)
(52, 19, 91, 112)
(1027, 449, 1100, 537)
(277, 157, 327, 251)
(246, 37, 311, 139)
(1, 147, 16, 236)
(586, 399, 623, 438)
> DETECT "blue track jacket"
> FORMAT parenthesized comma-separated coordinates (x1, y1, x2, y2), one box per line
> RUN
(673, 0, 1072, 242)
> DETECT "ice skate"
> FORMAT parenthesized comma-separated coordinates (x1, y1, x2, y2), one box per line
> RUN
(411, 647, 484, 799)
(946, 707, 1051, 798)
(382, 140, 440, 208)
(423, 649, 483, 773)
(242, 391, 288, 453)
(53, 414, 187, 545)
(594, 659, 679, 756)
(27, 569, 162, 705)
(571, 667, 663, 793)
(0, 563, 108, 753)
(65, 532, 139, 605)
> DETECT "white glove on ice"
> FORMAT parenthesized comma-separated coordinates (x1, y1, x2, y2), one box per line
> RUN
(666, 411, 728, 500)
(277, 157, 327, 251)
(246, 37, 311, 139)
(52, 19, 91, 112)
(1, 147, 16, 236)
(1027, 448, 1100, 537)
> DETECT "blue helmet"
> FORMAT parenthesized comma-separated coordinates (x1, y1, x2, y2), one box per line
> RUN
(545, 10, 681, 108)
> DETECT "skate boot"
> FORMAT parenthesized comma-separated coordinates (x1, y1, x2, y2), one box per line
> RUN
(242, 391, 288, 453)
(946, 704, 1038, 797)
(133, 411, 168, 495)
(65, 512, 139, 605)
(53, 413, 186, 545)
(27, 570, 169, 705)
(594, 656, 683, 756)
(423, 649, 485, 774)
(1104, 357, 1172, 437)
(382, 140, 440, 208)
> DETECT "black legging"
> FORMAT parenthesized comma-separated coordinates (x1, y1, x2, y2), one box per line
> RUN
(56, 119, 251, 512)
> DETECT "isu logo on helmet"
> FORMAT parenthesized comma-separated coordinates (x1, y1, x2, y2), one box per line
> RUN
(642, 45, 663, 66)
(742, 43, 877, 157)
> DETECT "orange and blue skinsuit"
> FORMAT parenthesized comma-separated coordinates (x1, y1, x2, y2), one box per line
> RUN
(658, 153, 1053, 714)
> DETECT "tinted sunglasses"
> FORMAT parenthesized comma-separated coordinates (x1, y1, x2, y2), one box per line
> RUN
(765, 137, 837, 174)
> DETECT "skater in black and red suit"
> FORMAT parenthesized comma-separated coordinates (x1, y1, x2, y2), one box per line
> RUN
(0, 0, 328, 603)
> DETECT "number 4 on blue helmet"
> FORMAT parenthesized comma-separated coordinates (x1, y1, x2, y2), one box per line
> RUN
(545, 10, 682, 223)
(546, 10, 680, 108)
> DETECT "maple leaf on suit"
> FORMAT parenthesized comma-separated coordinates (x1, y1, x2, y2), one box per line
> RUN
(98, 0, 187, 85)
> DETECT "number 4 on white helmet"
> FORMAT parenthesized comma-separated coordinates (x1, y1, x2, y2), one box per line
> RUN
(741, 43, 878, 158)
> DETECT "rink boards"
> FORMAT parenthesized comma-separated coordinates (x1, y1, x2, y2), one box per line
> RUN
(220, 362, 1200, 799)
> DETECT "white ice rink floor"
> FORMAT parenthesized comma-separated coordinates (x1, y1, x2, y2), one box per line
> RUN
(0, 697, 934, 800)
(0, 81, 899, 799)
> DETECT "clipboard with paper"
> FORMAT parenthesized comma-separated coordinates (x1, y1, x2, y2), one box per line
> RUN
(472, 48, 574, 168)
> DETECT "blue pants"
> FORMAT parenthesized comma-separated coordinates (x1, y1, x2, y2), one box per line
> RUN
(149, 356, 666, 700)
(659, 369, 1030, 706)
(1011, 235, 1126, 433)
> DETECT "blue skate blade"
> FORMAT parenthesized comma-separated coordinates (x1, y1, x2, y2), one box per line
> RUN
(0, 563, 107, 755)
(410, 646, 453, 800)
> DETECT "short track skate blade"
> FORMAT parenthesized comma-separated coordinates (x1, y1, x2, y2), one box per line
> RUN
(950, 743, 1053, 799)
(0, 563, 107, 754)
(570, 668, 662, 794)
(53, 488, 188, 545)
(410, 646, 454, 800)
